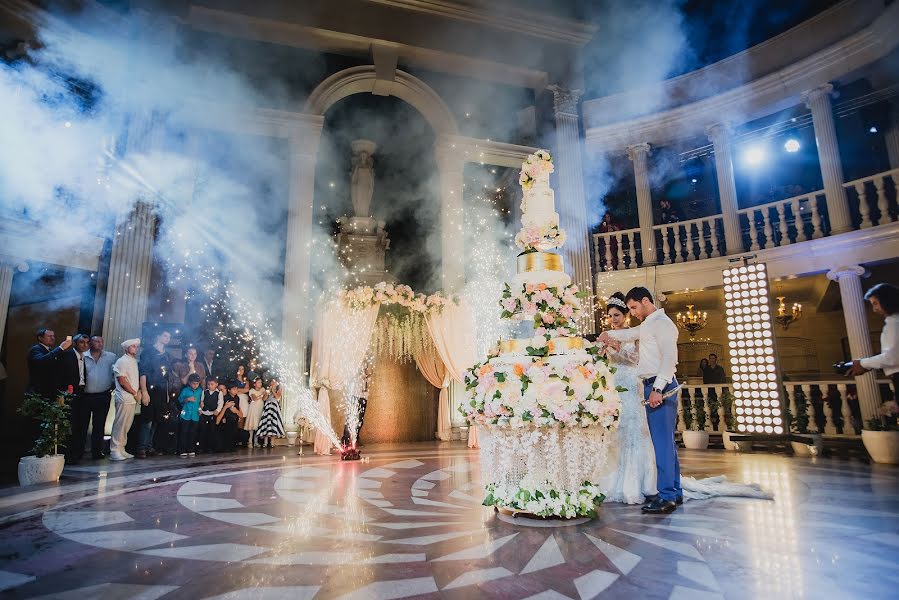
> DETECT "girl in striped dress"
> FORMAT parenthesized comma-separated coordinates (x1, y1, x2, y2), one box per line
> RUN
(256, 378, 285, 448)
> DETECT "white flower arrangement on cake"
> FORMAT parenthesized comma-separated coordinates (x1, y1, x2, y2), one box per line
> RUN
(514, 222, 567, 253)
(499, 282, 585, 336)
(518, 150, 554, 191)
(461, 357, 622, 429)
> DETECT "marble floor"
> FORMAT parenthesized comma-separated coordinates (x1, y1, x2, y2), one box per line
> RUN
(0, 443, 897, 599)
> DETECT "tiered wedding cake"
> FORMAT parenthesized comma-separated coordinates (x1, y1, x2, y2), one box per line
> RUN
(462, 150, 621, 519)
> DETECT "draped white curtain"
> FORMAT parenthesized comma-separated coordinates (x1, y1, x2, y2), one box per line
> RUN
(414, 342, 451, 441)
(309, 302, 379, 454)
(426, 301, 477, 446)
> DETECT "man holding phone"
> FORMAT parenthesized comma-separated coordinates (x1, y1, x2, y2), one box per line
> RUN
(27, 328, 72, 399)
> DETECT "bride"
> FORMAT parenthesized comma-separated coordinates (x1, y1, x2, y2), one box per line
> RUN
(598, 291, 774, 505)
(599, 292, 658, 504)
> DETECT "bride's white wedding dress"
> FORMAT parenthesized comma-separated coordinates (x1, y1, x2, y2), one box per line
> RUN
(600, 340, 658, 504)
(599, 338, 775, 504)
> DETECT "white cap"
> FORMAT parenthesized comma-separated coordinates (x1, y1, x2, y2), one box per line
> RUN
(121, 338, 141, 350)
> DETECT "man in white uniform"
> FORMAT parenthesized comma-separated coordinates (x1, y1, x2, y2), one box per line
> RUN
(600, 286, 682, 514)
(110, 338, 141, 461)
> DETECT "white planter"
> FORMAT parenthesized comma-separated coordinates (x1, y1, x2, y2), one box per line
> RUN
(791, 433, 823, 457)
(18, 454, 65, 486)
(682, 430, 709, 450)
(862, 430, 899, 464)
(286, 431, 298, 447)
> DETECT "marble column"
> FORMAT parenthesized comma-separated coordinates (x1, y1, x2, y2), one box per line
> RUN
(827, 265, 881, 421)
(706, 124, 744, 254)
(885, 100, 899, 170)
(434, 139, 465, 293)
(626, 143, 656, 266)
(803, 84, 852, 234)
(102, 202, 155, 351)
(282, 117, 325, 384)
(549, 86, 595, 333)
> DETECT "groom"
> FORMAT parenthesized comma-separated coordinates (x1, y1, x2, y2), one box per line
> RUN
(599, 286, 682, 514)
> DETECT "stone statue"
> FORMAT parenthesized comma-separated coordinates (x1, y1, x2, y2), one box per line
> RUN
(350, 139, 376, 218)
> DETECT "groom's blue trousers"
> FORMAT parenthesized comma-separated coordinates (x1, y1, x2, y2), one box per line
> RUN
(643, 377, 682, 502)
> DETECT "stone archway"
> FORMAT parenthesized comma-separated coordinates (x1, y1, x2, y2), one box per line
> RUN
(305, 66, 459, 136)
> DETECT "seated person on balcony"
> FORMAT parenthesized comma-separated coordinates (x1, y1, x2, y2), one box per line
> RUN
(658, 199, 681, 224)
(848, 283, 899, 395)
(703, 353, 727, 384)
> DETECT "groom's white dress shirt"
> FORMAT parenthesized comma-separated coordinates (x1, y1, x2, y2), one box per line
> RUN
(607, 308, 679, 391)
(860, 314, 899, 376)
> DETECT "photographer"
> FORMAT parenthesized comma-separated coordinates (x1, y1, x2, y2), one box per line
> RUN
(847, 283, 899, 393)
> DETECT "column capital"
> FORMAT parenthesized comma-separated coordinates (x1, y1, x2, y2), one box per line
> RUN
(801, 83, 835, 107)
(626, 142, 651, 162)
(826, 265, 868, 282)
(705, 122, 733, 145)
(547, 85, 582, 117)
(433, 141, 465, 171)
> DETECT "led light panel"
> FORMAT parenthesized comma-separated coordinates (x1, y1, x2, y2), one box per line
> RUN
(722, 262, 785, 435)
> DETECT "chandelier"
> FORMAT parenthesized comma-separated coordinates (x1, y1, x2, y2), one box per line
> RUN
(676, 304, 708, 338)
(774, 296, 802, 330)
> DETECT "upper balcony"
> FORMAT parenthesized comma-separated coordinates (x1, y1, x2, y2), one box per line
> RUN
(581, 0, 899, 285)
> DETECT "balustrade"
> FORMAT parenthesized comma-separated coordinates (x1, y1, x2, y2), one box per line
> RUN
(592, 227, 640, 272)
(590, 168, 899, 276)
(671, 380, 895, 437)
(843, 168, 899, 229)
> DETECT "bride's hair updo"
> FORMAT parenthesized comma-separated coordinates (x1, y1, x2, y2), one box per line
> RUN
(606, 292, 628, 315)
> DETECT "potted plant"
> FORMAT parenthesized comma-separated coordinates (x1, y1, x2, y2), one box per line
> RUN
(861, 400, 899, 464)
(720, 389, 739, 450)
(788, 387, 822, 457)
(682, 397, 710, 450)
(17, 391, 72, 486)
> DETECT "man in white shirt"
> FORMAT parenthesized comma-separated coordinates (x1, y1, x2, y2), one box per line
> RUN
(599, 286, 682, 514)
(110, 338, 141, 461)
(848, 284, 899, 396)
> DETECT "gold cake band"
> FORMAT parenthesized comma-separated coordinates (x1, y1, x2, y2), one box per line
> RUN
(499, 336, 585, 354)
(517, 251, 564, 275)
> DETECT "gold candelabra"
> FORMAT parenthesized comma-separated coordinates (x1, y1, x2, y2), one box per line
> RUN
(676, 304, 708, 338)
(774, 296, 802, 330)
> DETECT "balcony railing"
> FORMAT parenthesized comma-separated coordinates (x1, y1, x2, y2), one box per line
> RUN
(673, 379, 897, 436)
(592, 167, 899, 273)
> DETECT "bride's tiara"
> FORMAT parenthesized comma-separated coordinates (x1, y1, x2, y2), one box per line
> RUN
(607, 296, 627, 310)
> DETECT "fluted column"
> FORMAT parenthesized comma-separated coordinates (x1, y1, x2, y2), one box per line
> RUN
(885, 100, 899, 170)
(549, 86, 595, 332)
(804, 84, 852, 233)
(434, 139, 465, 293)
(282, 116, 325, 384)
(102, 202, 155, 351)
(706, 124, 744, 254)
(627, 143, 656, 266)
(827, 266, 880, 421)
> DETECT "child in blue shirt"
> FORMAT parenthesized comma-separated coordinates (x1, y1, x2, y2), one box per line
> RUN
(177, 374, 203, 456)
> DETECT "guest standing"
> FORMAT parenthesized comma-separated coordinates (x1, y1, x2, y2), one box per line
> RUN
(62, 334, 90, 464)
(198, 376, 223, 453)
(177, 374, 202, 456)
(181, 347, 207, 388)
(136, 330, 172, 458)
(216, 382, 244, 452)
(245, 377, 266, 448)
(78, 336, 116, 459)
(256, 378, 285, 448)
(704, 354, 726, 384)
(848, 283, 899, 394)
(696, 358, 709, 380)
(110, 338, 141, 461)
(27, 328, 72, 398)
(202, 349, 219, 382)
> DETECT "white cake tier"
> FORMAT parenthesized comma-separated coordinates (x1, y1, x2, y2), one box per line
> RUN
(498, 336, 590, 356)
(511, 269, 571, 289)
(521, 182, 558, 228)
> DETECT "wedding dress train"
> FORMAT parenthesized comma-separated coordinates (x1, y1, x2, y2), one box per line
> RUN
(681, 475, 774, 501)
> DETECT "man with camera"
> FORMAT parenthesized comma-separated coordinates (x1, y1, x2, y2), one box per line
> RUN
(847, 283, 899, 394)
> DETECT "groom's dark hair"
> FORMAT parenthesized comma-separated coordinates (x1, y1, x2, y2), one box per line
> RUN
(625, 287, 653, 304)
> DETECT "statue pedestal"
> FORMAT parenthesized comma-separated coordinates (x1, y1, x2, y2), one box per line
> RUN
(336, 216, 398, 286)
